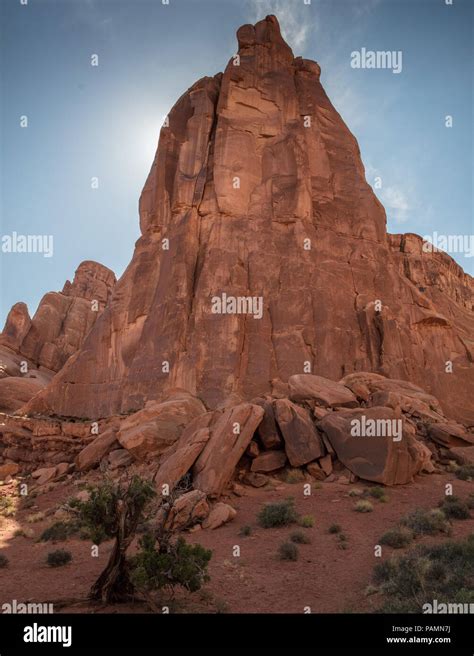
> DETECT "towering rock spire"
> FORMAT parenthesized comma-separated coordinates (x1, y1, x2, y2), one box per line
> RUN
(23, 16, 474, 423)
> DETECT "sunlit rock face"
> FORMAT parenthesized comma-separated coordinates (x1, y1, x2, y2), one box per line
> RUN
(23, 15, 474, 423)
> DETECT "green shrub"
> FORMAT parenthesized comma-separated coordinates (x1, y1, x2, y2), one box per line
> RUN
(372, 534, 474, 612)
(67, 476, 155, 545)
(328, 523, 342, 534)
(401, 508, 450, 536)
(39, 521, 79, 542)
(278, 542, 299, 561)
(455, 464, 474, 481)
(367, 486, 388, 502)
(354, 500, 373, 513)
(438, 496, 471, 520)
(298, 514, 314, 528)
(290, 531, 311, 544)
(257, 498, 298, 528)
(47, 549, 72, 568)
(130, 534, 211, 594)
(0, 553, 9, 568)
(285, 469, 304, 484)
(379, 527, 413, 549)
(239, 525, 252, 537)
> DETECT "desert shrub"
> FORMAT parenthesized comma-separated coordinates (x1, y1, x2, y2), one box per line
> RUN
(239, 525, 252, 537)
(328, 523, 342, 534)
(257, 498, 297, 528)
(337, 533, 348, 549)
(298, 515, 314, 528)
(14, 527, 34, 539)
(348, 488, 364, 497)
(455, 464, 474, 481)
(278, 542, 298, 561)
(372, 534, 474, 612)
(26, 512, 45, 524)
(0, 496, 16, 517)
(0, 553, 9, 568)
(438, 496, 470, 520)
(130, 534, 211, 594)
(467, 493, 474, 510)
(40, 520, 80, 542)
(290, 531, 311, 544)
(367, 486, 387, 502)
(47, 549, 72, 568)
(285, 469, 304, 484)
(379, 527, 413, 549)
(401, 508, 450, 536)
(354, 500, 373, 513)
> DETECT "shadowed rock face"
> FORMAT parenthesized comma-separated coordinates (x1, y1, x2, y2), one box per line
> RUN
(22, 15, 474, 423)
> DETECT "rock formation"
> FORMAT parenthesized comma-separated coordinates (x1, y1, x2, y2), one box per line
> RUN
(0, 261, 115, 411)
(20, 15, 473, 425)
(0, 15, 473, 497)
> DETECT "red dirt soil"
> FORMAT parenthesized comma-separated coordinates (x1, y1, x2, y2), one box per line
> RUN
(0, 472, 473, 614)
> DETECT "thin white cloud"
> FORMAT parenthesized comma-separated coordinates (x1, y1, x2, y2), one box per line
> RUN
(382, 186, 411, 224)
(246, 0, 317, 52)
(364, 161, 412, 224)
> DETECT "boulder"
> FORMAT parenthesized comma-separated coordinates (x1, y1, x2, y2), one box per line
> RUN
(107, 449, 133, 469)
(246, 441, 260, 458)
(306, 462, 326, 481)
(428, 423, 474, 448)
(251, 450, 287, 472)
(318, 406, 431, 485)
(0, 377, 45, 412)
(449, 446, 474, 466)
(75, 428, 119, 471)
(0, 462, 20, 480)
(202, 502, 237, 529)
(242, 471, 269, 487)
(273, 399, 324, 467)
(164, 490, 209, 531)
(318, 453, 333, 476)
(254, 400, 282, 450)
(31, 466, 57, 486)
(154, 413, 213, 492)
(117, 393, 206, 460)
(342, 373, 445, 422)
(288, 374, 358, 408)
(193, 403, 264, 496)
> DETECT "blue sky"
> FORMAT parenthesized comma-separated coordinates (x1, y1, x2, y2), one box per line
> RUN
(1, 0, 472, 325)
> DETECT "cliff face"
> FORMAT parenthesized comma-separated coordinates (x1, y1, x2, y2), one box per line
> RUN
(22, 15, 473, 424)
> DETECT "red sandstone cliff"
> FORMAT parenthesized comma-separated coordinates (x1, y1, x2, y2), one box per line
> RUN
(19, 16, 473, 424)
